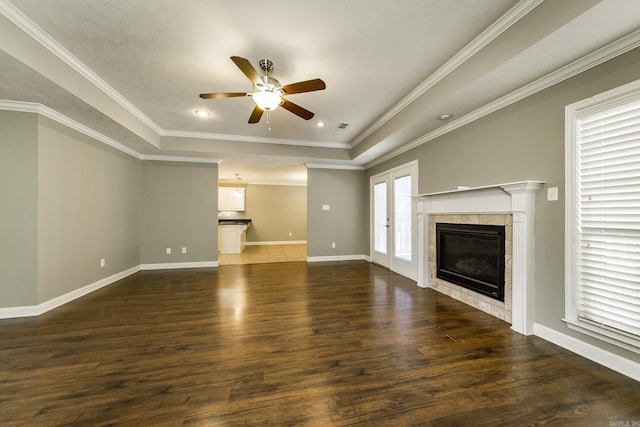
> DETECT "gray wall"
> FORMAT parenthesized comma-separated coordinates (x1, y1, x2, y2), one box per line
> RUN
(1, 111, 219, 310)
(36, 117, 141, 303)
(307, 168, 367, 257)
(366, 46, 640, 363)
(0, 111, 38, 306)
(140, 161, 218, 264)
(0, 112, 143, 307)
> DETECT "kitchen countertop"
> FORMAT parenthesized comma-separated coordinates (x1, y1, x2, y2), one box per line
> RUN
(218, 218, 252, 225)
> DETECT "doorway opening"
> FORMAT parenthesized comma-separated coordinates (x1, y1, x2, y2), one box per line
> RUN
(217, 167, 308, 265)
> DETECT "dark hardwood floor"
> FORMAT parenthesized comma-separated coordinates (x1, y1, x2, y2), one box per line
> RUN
(0, 261, 638, 426)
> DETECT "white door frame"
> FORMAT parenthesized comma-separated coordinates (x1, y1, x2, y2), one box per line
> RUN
(370, 160, 419, 280)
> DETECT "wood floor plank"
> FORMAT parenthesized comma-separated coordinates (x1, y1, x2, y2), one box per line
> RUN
(0, 261, 638, 425)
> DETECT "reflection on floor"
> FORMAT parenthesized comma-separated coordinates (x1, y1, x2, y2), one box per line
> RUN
(218, 244, 307, 265)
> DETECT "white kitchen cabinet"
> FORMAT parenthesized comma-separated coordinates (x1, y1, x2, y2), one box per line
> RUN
(218, 187, 245, 211)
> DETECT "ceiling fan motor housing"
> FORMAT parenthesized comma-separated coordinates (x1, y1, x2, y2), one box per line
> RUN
(256, 75, 282, 93)
(259, 59, 274, 73)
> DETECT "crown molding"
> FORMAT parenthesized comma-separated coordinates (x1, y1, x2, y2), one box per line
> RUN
(0, 100, 221, 165)
(140, 154, 221, 164)
(161, 129, 350, 149)
(305, 163, 365, 170)
(364, 28, 640, 169)
(0, 99, 38, 114)
(0, 99, 142, 159)
(349, 0, 544, 148)
(0, 0, 163, 138)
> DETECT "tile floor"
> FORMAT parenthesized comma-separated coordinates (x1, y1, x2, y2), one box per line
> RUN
(218, 244, 307, 265)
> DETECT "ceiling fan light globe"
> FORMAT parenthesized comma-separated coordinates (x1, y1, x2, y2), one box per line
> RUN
(253, 90, 282, 111)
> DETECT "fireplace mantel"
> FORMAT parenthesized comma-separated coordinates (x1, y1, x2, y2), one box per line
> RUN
(414, 181, 545, 335)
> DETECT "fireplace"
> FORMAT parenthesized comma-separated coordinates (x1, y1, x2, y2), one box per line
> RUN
(415, 181, 544, 335)
(436, 223, 505, 301)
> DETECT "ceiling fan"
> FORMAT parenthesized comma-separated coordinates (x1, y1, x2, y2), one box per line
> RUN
(199, 56, 326, 124)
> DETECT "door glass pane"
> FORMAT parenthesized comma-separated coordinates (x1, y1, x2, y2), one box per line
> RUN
(394, 175, 411, 261)
(374, 182, 387, 253)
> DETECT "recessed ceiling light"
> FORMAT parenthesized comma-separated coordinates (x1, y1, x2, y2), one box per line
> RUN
(195, 109, 211, 118)
(437, 113, 453, 120)
(315, 121, 326, 128)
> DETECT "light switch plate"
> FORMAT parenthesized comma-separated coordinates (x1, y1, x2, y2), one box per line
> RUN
(547, 187, 558, 201)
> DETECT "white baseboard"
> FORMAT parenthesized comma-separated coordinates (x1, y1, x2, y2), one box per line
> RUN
(140, 261, 218, 270)
(0, 261, 219, 319)
(0, 304, 40, 319)
(534, 322, 640, 382)
(0, 266, 140, 319)
(307, 255, 368, 262)
(245, 240, 307, 246)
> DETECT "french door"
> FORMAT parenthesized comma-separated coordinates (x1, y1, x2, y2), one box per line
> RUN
(370, 161, 418, 279)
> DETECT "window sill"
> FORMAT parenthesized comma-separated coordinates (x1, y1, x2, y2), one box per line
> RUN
(563, 318, 640, 355)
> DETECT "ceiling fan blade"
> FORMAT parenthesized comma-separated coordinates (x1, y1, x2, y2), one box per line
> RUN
(281, 79, 326, 95)
(231, 56, 262, 86)
(281, 98, 314, 120)
(248, 105, 264, 123)
(199, 92, 247, 99)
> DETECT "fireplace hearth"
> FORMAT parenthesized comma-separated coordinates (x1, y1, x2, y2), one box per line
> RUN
(436, 223, 505, 301)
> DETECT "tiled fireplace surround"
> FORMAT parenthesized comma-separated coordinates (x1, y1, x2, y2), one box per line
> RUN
(428, 213, 513, 323)
(415, 181, 544, 335)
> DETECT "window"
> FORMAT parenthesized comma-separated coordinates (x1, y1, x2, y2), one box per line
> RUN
(393, 174, 412, 261)
(565, 78, 640, 353)
(373, 181, 388, 254)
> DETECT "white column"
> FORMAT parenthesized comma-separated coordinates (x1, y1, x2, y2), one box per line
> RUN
(510, 211, 529, 334)
(416, 201, 427, 287)
(502, 182, 542, 335)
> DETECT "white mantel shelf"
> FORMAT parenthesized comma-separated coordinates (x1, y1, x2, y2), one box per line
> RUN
(414, 180, 545, 336)
(413, 181, 546, 199)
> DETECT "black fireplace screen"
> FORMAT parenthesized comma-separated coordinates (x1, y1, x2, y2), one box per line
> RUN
(436, 223, 505, 301)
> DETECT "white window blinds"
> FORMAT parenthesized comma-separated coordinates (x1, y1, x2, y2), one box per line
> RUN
(576, 98, 640, 340)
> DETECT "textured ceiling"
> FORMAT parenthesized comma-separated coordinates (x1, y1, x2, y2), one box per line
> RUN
(1, 0, 639, 184)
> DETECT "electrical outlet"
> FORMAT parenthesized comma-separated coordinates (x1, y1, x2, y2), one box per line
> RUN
(331, 242, 336, 248)
(182, 247, 187, 254)
(100, 258, 105, 268)
(547, 187, 558, 201)
(166, 248, 171, 254)
(322, 204, 330, 211)
(288, 232, 292, 237)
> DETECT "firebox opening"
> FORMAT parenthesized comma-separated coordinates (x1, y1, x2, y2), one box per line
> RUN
(436, 223, 505, 301)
